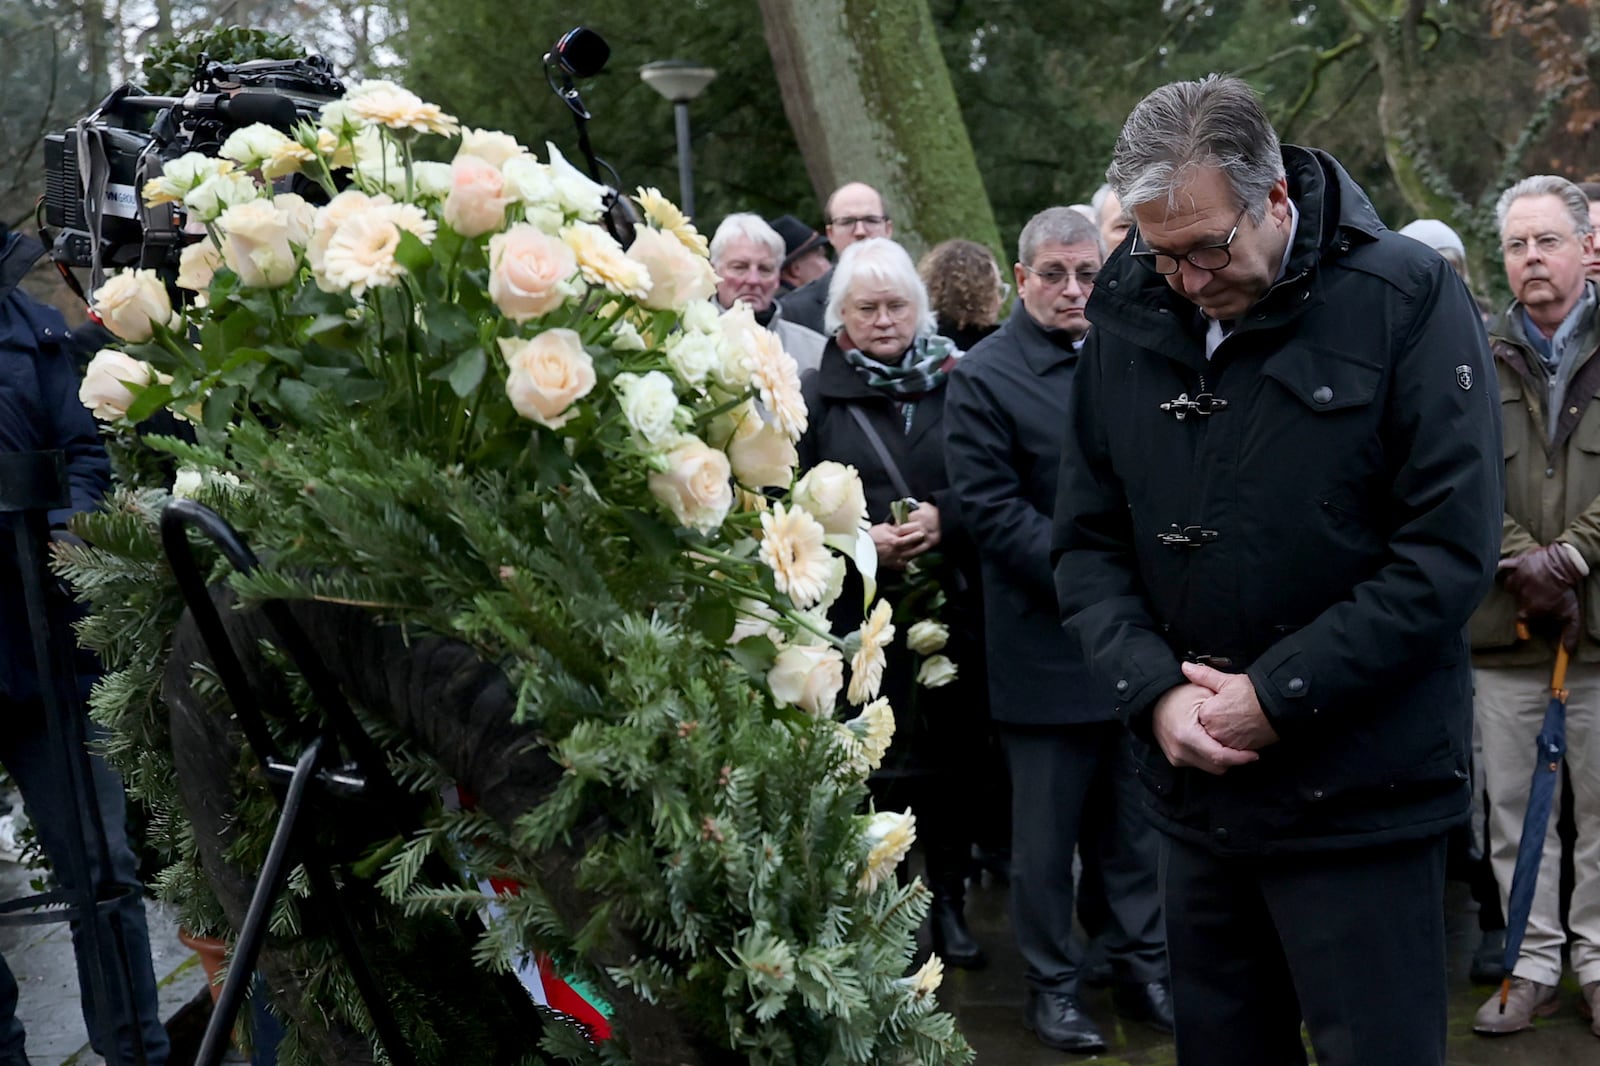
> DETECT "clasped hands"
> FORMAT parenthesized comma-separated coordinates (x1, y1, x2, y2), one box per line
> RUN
(870, 502, 941, 570)
(1498, 542, 1587, 651)
(1151, 661, 1279, 776)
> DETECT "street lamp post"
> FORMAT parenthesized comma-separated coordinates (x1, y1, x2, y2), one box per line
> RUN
(639, 60, 717, 219)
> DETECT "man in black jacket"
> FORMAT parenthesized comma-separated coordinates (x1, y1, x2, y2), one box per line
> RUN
(1052, 76, 1501, 1065)
(777, 182, 892, 335)
(0, 227, 169, 1066)
(946, 206, 1169, 1053)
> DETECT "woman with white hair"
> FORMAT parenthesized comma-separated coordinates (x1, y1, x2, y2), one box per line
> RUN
(796, 237, 986, 968)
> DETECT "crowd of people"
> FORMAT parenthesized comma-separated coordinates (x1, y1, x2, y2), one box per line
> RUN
(5, 67, 1600, 1066)
(707, 74, 1600, 1063)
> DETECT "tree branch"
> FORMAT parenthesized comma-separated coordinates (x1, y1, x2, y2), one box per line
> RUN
(1278, 33, 1368, 139)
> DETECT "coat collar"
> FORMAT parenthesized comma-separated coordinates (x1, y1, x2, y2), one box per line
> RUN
(1003, 303, 1081, 375)
(0, 229, 45, 300)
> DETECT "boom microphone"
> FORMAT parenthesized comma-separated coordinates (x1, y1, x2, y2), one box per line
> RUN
(185, 91, 302, 132)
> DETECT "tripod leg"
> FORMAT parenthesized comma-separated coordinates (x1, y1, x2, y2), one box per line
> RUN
(194, 739, 323, 1066)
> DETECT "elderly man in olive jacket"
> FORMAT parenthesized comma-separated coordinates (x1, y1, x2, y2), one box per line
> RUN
(1470, 174, 1600, 1038)
(945, 206, 1169, 1054)
(1052, 77, 1500, 1066)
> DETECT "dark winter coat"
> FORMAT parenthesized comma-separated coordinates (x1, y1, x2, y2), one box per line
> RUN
(0, 229, 111, 701)
(777, 267, 831, 335)
(945, 307, 1108, 726)
(797, 339, 982, 774)
(1051, 146, 1502, 855)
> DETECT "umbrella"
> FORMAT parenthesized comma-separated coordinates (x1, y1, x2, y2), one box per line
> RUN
(1497, 624, 1570, 1013)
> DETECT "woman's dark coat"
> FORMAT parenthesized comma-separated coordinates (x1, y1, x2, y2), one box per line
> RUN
(797, 338, 983, 775)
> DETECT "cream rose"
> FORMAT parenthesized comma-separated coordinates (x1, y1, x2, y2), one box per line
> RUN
(905, 619, 949, 656)
(648, 435, 734, 533)
(859, 809, 916, 892)
(712, 403, 796, 489)
(916, 654, 958, 689)
(500, 329, 596, 430)
(626, 226, 718, 311)
(487, 224, 577, 322)
(219, 123, 310, 178)
(273, 193, 318, 247)
(614, 371, 682, 446)
(79, 349, 153, 420)
(455, 127, 524, 168)
(217, 199, 297, 288)
(767, 644, 845, 717)
(792, 461, 868, 536)
(92, 269, 173, 343)
(175, 239, 223, 293)
(443, 156, 513, 237)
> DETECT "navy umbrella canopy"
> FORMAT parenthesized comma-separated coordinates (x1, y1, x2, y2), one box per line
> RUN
(1497, 635, 1570, 1013)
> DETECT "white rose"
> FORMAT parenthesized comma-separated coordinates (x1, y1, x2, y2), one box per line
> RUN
(767, 644, 844, 717)
(614, 371, 683, 446)
(219, 123, 294, 170)
(664, 329, 723, 387)
(182, 171, 260, 222)
(319, 98, 366, 137)
(142, 152, 233, 205)
(217, 199, 297, 288)
(455, 127, 524, 169)
(544, 142, 606, 219)
(648, 434, 733, 533)
(78, 349, 153, 420)
(818, 553, 847, 611)
(682, 300, 720, 334)
(609, 319, 647, 351)
(626, 226, 718, 311)
(916, 654, 958, 689)
(500, 329, 596, 429)
(171, 468, 204, 499)
(792, 461, 868, 536)
(501, 155, 555, 204)
(905, 619, 949, 656)
(92, 269, 173, 343)
(411, 161, 454, 199)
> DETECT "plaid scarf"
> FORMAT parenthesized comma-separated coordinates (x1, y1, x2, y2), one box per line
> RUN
(841, 334, 957, 399)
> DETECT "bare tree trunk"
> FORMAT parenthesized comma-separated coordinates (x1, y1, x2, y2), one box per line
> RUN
(757, 0, 1000, 258)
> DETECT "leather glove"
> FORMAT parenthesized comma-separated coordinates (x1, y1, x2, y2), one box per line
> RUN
(1499, 542, 1588, 651)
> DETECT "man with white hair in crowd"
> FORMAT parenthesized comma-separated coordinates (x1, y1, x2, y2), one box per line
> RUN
(1091, 182, 1131, 255)
(709, 213, 826, 375)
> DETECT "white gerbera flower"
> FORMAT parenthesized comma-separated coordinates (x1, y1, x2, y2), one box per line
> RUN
(848, 599, 895, 705)
(758, 504, 833, 608)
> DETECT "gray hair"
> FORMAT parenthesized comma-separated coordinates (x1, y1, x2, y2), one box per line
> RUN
(709, 213, 785, 266)
(1494, 175, 1593, 240)
(1019, 206, 1104, 264)
(1089, 183, 1114, 218)
(824, 237, 936, 340)
(1107, 74, 1285, 223)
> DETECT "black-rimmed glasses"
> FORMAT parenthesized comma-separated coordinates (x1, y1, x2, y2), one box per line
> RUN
(1021, 264, 1098, 288)
(1131, 207, 1248, 275)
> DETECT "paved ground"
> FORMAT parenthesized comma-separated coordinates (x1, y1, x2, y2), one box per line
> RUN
(0, 857, 1593, 1064)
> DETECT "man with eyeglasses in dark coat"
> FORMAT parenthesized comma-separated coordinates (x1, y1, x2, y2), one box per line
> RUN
(1051, 76, 1501, 1066)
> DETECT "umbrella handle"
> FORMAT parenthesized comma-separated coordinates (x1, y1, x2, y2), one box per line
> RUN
(1498, 975, 1512, 1012)
(1515, 623, 1572, 699)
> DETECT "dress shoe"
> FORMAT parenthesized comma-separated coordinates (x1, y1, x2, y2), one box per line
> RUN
(1473, 977, 1560, 1034)
(1469, 928, 1506, 984)
(1024, 989, 1107, 1053)
(928, 895, 986, 970)
(1113, 978, 1176, 1033)
(1579, 981, 1600, 1037)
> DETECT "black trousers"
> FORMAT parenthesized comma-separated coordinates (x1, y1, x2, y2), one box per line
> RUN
(1001, 721, 1166, 992)
(1163, 831, 1448, 1066)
